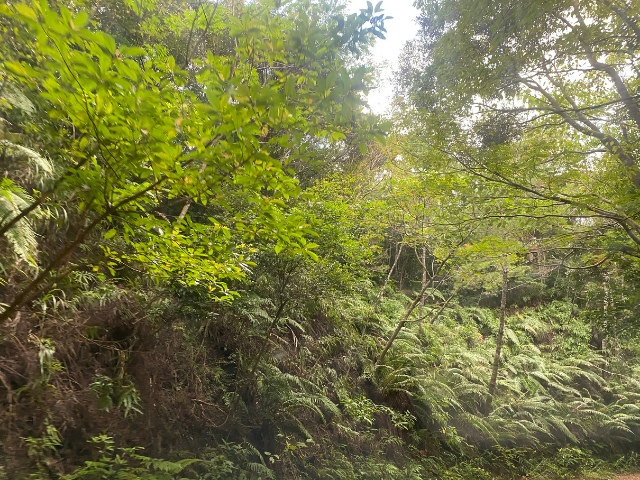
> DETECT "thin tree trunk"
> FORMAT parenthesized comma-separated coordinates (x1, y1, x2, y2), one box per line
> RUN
(487, 262, 508, 412)
(376, 226, 476, 364)
(602, 274, 612, 352)
(419, 245, 427, 335)
(430, 291, 455, 325)
(374, 242, 403, 312)
(376, 278, 432, 365)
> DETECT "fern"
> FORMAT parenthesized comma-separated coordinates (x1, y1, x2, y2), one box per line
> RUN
(0, 82, 53, 267)
(0, 178, 42, 266)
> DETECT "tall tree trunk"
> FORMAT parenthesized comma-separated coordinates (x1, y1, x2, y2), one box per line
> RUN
(374, 242, 404, 312)
(602, 275, 610, 352)
(487, 262, 508, 412)
(419, 245, 427, 335)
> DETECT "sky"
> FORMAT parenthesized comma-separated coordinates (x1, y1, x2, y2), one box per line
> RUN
(347, 0, 421, 115)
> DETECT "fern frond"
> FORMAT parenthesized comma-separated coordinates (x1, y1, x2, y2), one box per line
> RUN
(0, 179, 41, 266)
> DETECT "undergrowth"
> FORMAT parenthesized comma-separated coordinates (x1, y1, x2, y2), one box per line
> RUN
(4, 272, 640, 479)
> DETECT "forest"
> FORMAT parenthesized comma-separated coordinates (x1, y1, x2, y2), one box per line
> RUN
(1, 0, 640, 478)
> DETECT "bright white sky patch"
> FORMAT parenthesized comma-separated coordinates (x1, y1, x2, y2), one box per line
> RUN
(348, 0, 421, 115)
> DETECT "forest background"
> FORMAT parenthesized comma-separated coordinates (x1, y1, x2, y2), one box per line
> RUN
(1, 0, 640, 478)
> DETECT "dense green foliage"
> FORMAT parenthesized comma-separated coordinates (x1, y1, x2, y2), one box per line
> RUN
(1, 0, 640, 478)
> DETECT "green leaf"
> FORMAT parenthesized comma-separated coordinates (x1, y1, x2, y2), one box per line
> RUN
(96, 31, 116, 54)
(119, 45, 146, 57)
(72, 11, 88, 29)
(15, 4, 37, 20)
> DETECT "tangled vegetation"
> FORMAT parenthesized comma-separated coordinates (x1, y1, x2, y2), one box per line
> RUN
(2, 0, 640, 478)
